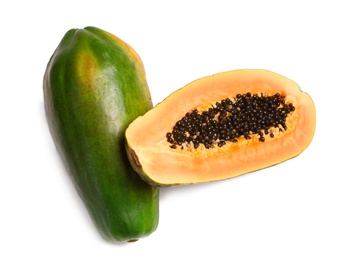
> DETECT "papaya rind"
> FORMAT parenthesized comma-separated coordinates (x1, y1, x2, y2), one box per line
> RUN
(44, 26, 159, 242)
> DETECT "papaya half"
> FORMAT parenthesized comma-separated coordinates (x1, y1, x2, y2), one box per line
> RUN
(125, 69, 316, 186)
(43, 26, 159, 242)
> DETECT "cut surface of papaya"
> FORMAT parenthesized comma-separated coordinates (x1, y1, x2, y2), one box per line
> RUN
(44, 26, 159, 242)
(125, 69, 316, 186)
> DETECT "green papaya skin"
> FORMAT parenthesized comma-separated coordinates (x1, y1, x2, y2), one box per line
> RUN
(43, 26, 159, 242)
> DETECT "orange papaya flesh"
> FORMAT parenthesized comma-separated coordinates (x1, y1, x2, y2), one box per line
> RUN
(125, 69, 316, 186)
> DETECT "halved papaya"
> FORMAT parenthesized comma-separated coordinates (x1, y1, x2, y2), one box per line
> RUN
(125, 69, 316, 186)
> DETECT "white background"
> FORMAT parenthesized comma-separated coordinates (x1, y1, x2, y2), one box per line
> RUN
(1, 0, 337, 259)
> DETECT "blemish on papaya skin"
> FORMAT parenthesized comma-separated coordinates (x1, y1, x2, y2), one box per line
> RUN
(76, 53, 97, 89)
(103, 31, 143, 65)
(131, 149, 142, 168)
(127, 239, 139, 243)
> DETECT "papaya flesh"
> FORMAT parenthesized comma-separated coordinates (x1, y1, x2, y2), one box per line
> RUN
(125, 69, 316, 186)
(43, 27, 159, 242)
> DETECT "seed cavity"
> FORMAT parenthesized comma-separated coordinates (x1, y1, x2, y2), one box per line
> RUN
(166, 92, 295, 150)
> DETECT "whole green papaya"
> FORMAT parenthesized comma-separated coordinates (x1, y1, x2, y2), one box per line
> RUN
(43, 26, 159, 242)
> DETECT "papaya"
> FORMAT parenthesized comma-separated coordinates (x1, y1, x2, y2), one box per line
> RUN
(43, 26, 159, 242)
(125, 69, 316, 186)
